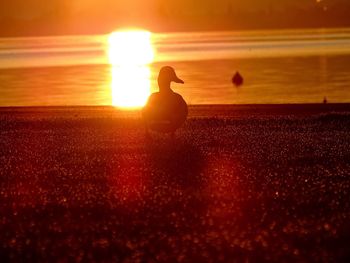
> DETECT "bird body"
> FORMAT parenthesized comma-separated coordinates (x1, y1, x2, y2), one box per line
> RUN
(143, 91, 187, 133)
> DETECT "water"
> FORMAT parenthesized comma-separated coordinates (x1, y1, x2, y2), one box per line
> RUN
(0, 28, 350, 106)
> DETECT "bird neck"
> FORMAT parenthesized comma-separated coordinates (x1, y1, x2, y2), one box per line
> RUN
(158, 81, 173, 93)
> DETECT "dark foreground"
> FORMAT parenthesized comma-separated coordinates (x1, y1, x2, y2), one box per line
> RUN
(0, 104, 350, 262)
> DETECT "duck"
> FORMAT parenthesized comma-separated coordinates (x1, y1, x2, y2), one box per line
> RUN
(142, 66, 188, 135)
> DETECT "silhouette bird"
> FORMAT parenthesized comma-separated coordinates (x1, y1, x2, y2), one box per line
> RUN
(232, 71, 243, 87)
(142, 66, 188, 136)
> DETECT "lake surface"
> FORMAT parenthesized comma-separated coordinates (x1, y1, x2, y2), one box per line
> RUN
(0, 28, 350, 106)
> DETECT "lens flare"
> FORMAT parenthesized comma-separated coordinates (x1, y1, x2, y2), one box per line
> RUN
(108, 31, 154, 66)
(108, 30, 155, 108)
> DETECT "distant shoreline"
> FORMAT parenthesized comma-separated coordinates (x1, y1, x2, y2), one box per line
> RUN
(1, 103, 349, 119)
(1, 26, 350, 38)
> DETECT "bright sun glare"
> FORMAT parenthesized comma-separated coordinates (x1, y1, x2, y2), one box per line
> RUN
(108, 30, 154, 108)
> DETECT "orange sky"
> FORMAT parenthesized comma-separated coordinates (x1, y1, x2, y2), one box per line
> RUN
(1, 0, 350, 36)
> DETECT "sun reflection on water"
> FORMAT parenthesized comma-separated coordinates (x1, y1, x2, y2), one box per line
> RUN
(108, 30, 154, 108)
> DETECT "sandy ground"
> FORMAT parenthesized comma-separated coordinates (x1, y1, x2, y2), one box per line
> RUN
(0, 104, 350, 262)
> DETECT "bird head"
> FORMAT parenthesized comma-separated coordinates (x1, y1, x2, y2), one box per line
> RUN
(158, 66, 184, 92)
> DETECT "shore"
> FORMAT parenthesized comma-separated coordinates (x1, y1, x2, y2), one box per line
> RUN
(1, 104, 350, 261)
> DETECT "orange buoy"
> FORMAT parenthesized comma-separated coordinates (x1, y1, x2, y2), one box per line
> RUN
(232, 71, 243, 87)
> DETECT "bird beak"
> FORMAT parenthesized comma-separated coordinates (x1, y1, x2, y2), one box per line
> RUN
(173, 77, 184, 84)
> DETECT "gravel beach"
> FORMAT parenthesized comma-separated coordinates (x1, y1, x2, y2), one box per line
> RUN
(0, 104, 350, 262)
